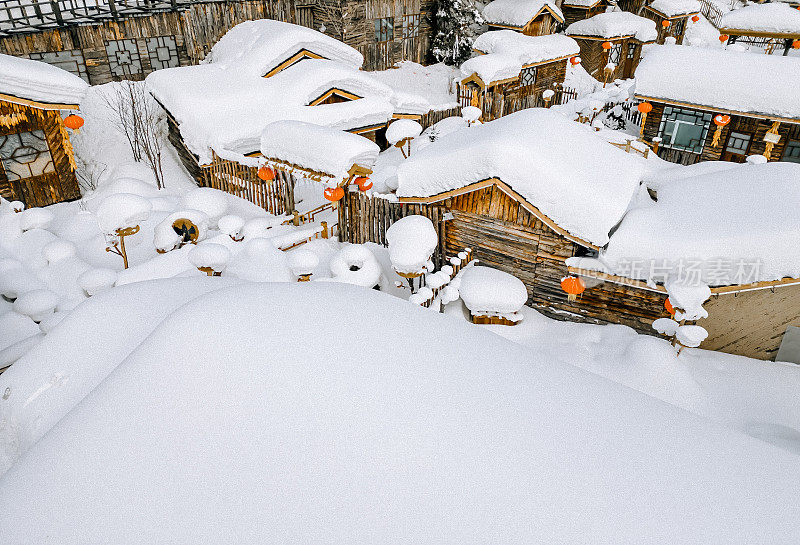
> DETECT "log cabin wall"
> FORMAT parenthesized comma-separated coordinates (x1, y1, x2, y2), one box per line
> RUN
(478, 59, 568, 120)
(573, 37, 642, 81)
(0, 101, 80, 207)
(0, 0, 436, 84)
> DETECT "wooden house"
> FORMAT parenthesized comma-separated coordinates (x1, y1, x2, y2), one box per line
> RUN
(565, 11, 657, 80)
(0, 0, 435, 83)
(635, 45, 800, 165)
(642, 0, 701, 45)
(718, 3, 800, 55)
(0, 54, 87, 207)
(482, 0, 565, 36)
(561, 0, 612, 27)
(458, 31, 579, 120)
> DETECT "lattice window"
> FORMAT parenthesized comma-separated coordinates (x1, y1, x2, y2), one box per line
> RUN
(145, 36, 180, 71)
(673, 18, 685, 36)
(403, 14, 420, 38)
(28, 49, 90, 83)
(781, 140, 800, 163)
(374, 17, 394, 42)
(519, 66, 537, 87)
(658, 106, 712, 154)
(105, 39, 142, 77)
(627, 43, 637, 59)
(608, 43, 623, 65)
(0, 131, 55, 182)
(725, 132, 751, 154)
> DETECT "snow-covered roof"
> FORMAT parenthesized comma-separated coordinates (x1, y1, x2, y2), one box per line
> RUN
(460, 53, 523, 85)
(566, 11, 659, 42)
(473, 31, 580, 65)
(482, 0, 564, 28)
(602, 162, 800, 285)
(0, 53, 88, 107)
(146, 59, 395, 164)
(366, 61, 460, 115)
(260, 121, 379, 182)
(562, 0, 604, 8)
(203, 19, 364, 78)
(396, 108, 645, 247)
(634, 45, 800, 120)
(719, 3, 800, 35)
(648, 0, 701, 18)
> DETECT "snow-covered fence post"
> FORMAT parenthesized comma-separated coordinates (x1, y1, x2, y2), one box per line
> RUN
(386, 120, 423, 159)
(653, 281, 711, 355)
(386, 215, 438, 294)
(97, 194, 152, 270)
(189, 243, 231, 277)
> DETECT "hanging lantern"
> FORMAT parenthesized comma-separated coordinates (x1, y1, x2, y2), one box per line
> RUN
(793, 40, 800, 49)
(664, 298, 675, 316)
(257, 166, 276, 181)
(691, 15, 700, 23)
(64, 114, 84, 132)
(324, 186, 345, 202)
(637, 102, 653, 138)
(718, 34, 729, 43)
(711, 114, 731, 147)
(601, 41, 612, 50)
(560, 276, 585, 302)
(662, 20, 670, 28)
(569, 56, 581, 66)
(355, 176, 372, 191)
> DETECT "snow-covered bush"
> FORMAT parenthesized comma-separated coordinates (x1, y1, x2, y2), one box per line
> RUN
(652, 317, 679, 337)
(386, 215, 438, 279)
(42, 240, 77, 264)
(188, 243, 231, 276)
(78, 268, 118, 296)
(96, 193, 152, 235)
(328, 245, 381, 288)
(218, 214, 245, 241)
(288, 249, 320, 280)
(676, 325, 709, 349)
(459, 266, 527, 323)
(13, 289, 61, 323)
(153, 210, 210, 253)
(19, 208, 54, 231)
(180, 188, 229, 226)
(241, 216, 287, 240)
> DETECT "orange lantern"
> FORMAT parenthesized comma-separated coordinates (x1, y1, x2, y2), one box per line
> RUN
(665, 298, 675, 316)
(324, 186, 345, 202)
(691, 15, 699, 23)
(637, 102, 653, 114)
(355, 176, 372, 191)
(257, 166, 276, 181)
(793, 40, 800, 49)
(662, 20, 670, 28)
(719, 34, 729, 43)
(714, 114, 731, 126)
(64, 114, 84, 132)
(560, 276, 585, 302)
(601, 41, 612, 50)
(569, 56, 581, 66)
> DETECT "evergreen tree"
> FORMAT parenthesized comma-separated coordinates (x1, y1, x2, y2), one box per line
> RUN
(430, 0, 484, 66)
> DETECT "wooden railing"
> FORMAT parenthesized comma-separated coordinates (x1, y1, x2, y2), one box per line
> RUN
(415, 249, 474, 309)
(697, 0, 726, 29)
(609, 139, 651, 158)
(202, 153, 294, 217)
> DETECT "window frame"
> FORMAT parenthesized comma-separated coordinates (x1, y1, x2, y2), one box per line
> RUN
(0, 130, 56, 182)
(402, 13, 420, 38)
(519, 65, 538, 87)
(781, 139, 800, 163)
(657, 106, 712, 154)
(374, 17, 394, 43)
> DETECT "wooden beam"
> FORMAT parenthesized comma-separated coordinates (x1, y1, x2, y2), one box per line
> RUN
(308, 88, 363, 106)
(634, 95, 800, 125)
(0, 93, 79, 111)
(718, 28, 800, 39)
(263, 49, 326, 78)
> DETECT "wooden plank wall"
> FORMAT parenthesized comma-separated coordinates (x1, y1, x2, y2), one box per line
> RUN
(573, 37, 639, 81)
(202, 154, 295, 216)
(492, 60, 568, 119)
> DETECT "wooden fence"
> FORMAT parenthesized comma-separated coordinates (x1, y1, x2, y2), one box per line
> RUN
(418, 106, 461, 130)
(338, 190, 446, 268)
(202, 153, 295, 216)
(457, 84, 579, 121)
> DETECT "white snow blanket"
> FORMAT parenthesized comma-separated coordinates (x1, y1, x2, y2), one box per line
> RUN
(635, 45, 800, 120)
(260, 121, 379, 181)
(648, 0, 701, 18)
(562, 0, 603, 7)
(396, 108, 644, 247)
(0, 53, 88, 106)
(603, 162, 800, 285)
(203, 19, 363, 77)
(460, 53, 522, 85)
(482, 0, 564, 27)
(566, 11, 659, 42)
(459, 265, 528, 315)
(473, 31, 580, 66)
(720, 3, 800, 34)
(146, 60, 394, 163)
(1, 282, 800, 543)
(367, 61, 460, 114)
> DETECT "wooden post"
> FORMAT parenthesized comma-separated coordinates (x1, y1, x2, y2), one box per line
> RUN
(625, 139, 631, 153)
(321, 221, 329, 239)
(292, 210, 300, 226)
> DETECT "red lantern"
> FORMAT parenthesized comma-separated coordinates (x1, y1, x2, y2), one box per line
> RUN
(324, 186, 345, 202)
(601, 41, 612, 50)
(561, 276, 586, 302)
(719, 34, 729, 43)
(355, 176, 372, 191)
(665, 298, 674, 316)
(257, 166, 276, 181)
(691, 14, 699, 23)
(637, 102, 653, 114)
(793, 40, 800, 49)
(64, 114, 84, 131)
(662, 20, 670, 28)
(569, 56, 581, 66)
(713, 114, 731, 127)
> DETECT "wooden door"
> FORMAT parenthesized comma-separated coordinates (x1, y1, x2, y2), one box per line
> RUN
(721, 131, 753, 163)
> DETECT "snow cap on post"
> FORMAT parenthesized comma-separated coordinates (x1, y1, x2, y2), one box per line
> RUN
(188, 243, 231, 275)
(96, 193, 152, 235)
(386, 119, 423, 146)
(386, 215, 438, 276)
(460, 266, 527, 316)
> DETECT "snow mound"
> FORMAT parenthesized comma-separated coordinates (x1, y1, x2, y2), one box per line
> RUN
(385, 215, 438, 275)
(12, 289, 60, 323)
(19, 208, 54, 231)
(188, 243, 231, 273)
(287, 249, 319, 276)
(78, 268, 118, 296)
(327, 244, 381, 287)
(460, 265, 528, 316)
(180, 188, 229, 224)
(42, 240, 77, 264)
(96, 193, 152, 234)
(1, 282, 800, 543)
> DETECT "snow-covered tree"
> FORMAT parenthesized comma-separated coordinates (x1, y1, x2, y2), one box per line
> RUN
(430, 0, 484, 65)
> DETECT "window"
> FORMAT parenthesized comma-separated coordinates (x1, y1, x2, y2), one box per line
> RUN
(673, 18, 685, 37)
(403, 14, 420, 38)
(725, 132, 751, 155)
(374, 17, 394, 42)
(627, 43, 637, 59)
(519, 66, 537, 87)
(608, 43, 623, 65)
(0, 131, 55, 181)
(105, 39, 142, 77)
(658, 106, 712, 154)
(782, 140, 800, 163)
(28, 49, 89, 83)
(145, 36, 180, 71)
